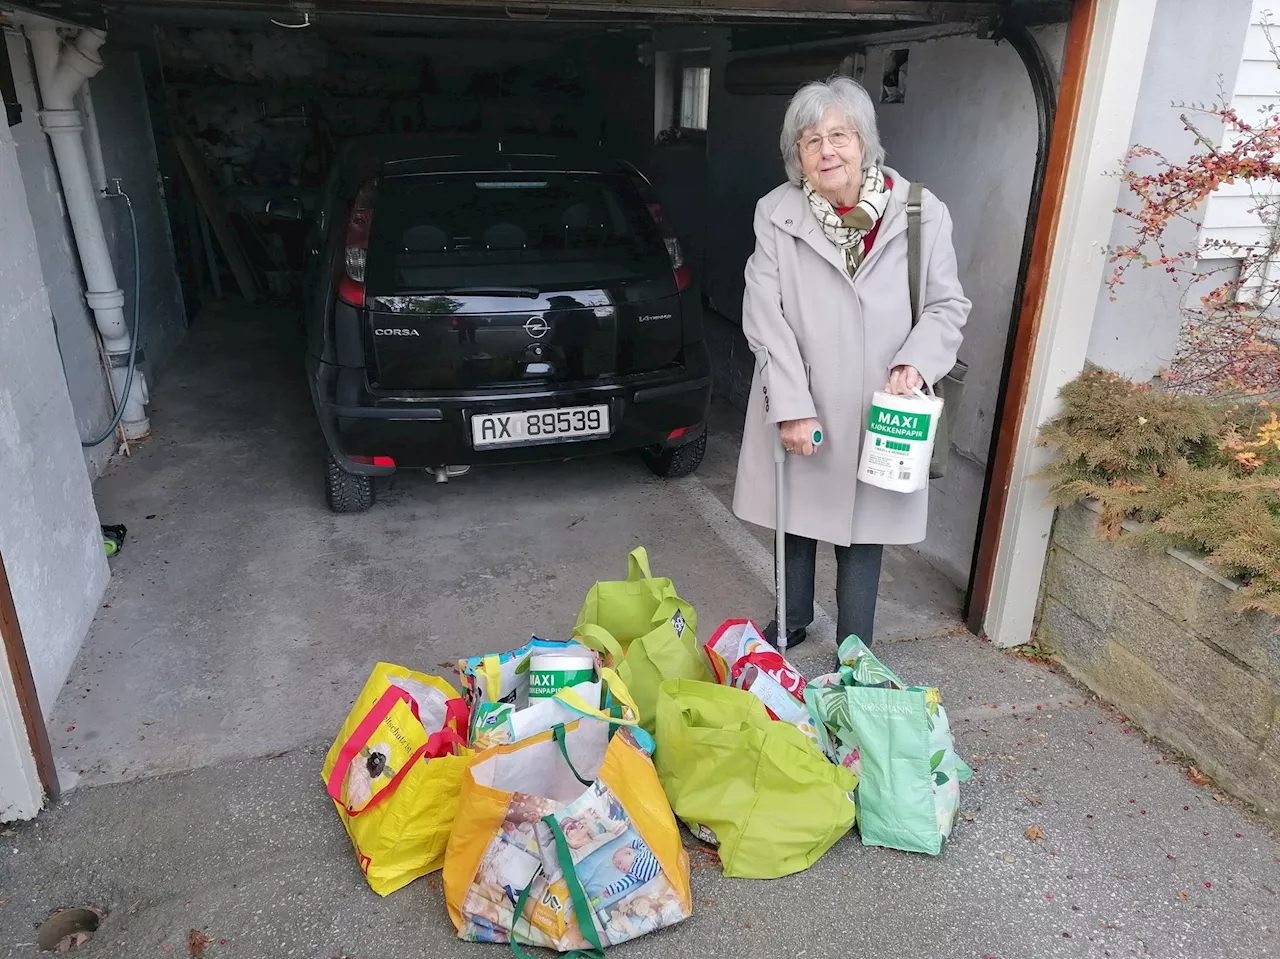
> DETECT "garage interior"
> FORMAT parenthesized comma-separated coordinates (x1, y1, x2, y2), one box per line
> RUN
(2, 0, 1070, 786)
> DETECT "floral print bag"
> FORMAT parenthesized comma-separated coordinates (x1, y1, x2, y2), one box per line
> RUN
(805, 636, 972, 855)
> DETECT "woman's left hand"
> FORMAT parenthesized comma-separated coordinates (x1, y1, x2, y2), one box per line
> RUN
(886, 365, 924, 396)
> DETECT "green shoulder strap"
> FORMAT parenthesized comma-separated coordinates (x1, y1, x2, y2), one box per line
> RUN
(509, 820, 607, 959)
(907, 181, 923, 328)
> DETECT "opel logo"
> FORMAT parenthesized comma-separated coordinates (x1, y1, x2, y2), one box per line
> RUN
(524, 316, 550, 339)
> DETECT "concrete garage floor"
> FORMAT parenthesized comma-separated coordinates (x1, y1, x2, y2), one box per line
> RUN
(2, 305, 1277, 958)
(47, 303, 963, 788)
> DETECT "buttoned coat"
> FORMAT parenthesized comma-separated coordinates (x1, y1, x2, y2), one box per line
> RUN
(732, 170, 971, 545)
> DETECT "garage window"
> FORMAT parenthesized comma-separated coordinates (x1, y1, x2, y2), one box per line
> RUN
(679, 61, 710, 131)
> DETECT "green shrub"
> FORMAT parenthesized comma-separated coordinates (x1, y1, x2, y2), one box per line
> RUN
(1036, 370, 1280, 616)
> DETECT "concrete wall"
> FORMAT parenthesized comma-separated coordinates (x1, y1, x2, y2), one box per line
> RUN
(0, 113, 111, 722)
(1086, 0, 1253, 379)
(866, 26, 1066, 583)
(1039, 502, 1280, 822)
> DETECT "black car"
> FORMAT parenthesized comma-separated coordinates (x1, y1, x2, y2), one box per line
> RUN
(303, 136, 712, 512)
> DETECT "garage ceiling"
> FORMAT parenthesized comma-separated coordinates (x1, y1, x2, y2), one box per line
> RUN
(6, 0, 1070, 31)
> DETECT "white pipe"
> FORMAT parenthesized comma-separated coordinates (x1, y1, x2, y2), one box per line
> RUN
(29, 23, 149, 441)
(80, 81, 107, 195)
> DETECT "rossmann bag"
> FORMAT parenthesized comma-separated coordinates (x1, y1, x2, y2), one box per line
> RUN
(805, 636, 971, 855)
(654, 679, 857, 879)
(321, 663, 471, 895)
(443, 717, 692, 953)
(573, 547, 710, 733)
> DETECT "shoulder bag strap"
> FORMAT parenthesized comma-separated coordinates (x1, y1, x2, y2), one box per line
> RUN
(907, 181, 923, 327)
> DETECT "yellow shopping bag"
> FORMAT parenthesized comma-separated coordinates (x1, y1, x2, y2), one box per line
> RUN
(443, 718, 692, 952)
(321, 663, 472, 896)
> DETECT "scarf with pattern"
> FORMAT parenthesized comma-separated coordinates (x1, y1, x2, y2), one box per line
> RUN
(803, 166, 892, 276)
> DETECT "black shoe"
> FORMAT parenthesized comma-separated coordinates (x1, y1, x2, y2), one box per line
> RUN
(761, 620, 808, 650)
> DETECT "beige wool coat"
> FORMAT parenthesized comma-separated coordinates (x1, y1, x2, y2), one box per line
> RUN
(732, 169, 971, 546)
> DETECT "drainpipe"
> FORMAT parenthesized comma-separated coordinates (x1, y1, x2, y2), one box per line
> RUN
(29, 24, 150, 441)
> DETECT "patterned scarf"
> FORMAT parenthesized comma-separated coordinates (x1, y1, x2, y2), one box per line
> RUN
(803, 166, 892, 275)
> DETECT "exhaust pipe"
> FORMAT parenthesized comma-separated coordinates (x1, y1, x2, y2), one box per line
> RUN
(433, 466, 472, 484)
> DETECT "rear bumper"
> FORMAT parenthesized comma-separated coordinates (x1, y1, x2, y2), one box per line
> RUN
(308, 342, 712, 474)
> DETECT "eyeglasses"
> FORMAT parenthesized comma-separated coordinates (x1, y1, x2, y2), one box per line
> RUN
(797, 130, 855, 155)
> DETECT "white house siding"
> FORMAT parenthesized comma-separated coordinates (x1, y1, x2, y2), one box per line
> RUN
(1086, 0, 1254, 379)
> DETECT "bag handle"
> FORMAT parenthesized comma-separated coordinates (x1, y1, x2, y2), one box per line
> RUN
(626, 546, 653, 582)
(509, 819, 606, 959)
(480, 654, 503, 703)
(552, 723, 594, 787)
(907, 181, 923, 328)
(325, 687, 467, 815)
(552, 666, 641, 728)
(572, 622, 627, 665)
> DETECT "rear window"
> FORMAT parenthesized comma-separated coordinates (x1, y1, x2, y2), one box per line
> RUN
(365, 172, 667, 292)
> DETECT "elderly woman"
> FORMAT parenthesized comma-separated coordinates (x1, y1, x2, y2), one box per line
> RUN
(733, 76, 970, 651)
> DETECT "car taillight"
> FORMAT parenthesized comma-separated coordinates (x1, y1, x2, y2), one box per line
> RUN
(338, 178, 378, 307)
(648, 199, 693, 293)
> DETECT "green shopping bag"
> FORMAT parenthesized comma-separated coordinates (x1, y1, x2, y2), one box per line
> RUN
(805, 636, 972, 856)
(654, 679, 858, 879)
(573, 547, 710, 733)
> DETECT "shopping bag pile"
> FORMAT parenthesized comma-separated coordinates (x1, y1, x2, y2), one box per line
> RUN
(320, 546, 972, 951)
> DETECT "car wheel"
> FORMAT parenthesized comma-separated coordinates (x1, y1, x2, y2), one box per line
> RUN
(325, 454, 375, 513)
(642, 431, 707, 479)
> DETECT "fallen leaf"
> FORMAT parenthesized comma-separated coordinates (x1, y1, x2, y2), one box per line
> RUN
(960, 809, 979, 822)
(56, 932, 90, 952)
(1187, 766, 1212, 786)
(1003, 855, 1017, 863)
(1025, 825, 1047, 841)
(161, 944, 174, 953)
(698, 897, 716, 905)
(1213, 791, 1228, 803)
(1100, 922, 1122, 930)
(188, 930, 213, 957)
(1023, 792, 1043, 807)
(1177, 891, 1190, 901)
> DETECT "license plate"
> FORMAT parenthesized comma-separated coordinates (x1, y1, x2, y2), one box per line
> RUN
(471, 405, 610, 449)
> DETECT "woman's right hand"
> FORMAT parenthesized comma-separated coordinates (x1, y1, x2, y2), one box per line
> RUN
(780, 417, 822, 456)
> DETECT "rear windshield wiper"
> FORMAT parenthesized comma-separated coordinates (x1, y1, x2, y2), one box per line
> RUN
(443, 286, 540, 297)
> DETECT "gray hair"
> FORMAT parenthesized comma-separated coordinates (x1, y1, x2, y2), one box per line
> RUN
(780, 76, 885, 186)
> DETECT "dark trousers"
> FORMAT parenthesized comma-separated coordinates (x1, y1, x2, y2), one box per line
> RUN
(780, 534, 884, 645)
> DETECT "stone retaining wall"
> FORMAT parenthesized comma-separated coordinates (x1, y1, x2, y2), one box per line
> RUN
(1038, 502, 1280, 821)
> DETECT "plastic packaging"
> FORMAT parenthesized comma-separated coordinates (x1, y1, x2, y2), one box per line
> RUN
(857, 388, 944, 493)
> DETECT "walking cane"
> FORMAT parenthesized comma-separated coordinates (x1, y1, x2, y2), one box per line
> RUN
(773, 423, 822, 655)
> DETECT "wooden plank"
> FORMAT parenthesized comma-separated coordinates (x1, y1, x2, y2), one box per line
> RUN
(0, 551, 59, 805)
(172, 135, 259, 303)
(965, 0, 1096, 634)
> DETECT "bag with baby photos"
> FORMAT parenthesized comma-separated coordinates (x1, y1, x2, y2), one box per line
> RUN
(321, 663, 472, 896)
(443, 711, 692, 955)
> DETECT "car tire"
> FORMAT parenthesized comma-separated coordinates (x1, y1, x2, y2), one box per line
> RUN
(325, 454, 375, 513)
(643, 431, 707, 479)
